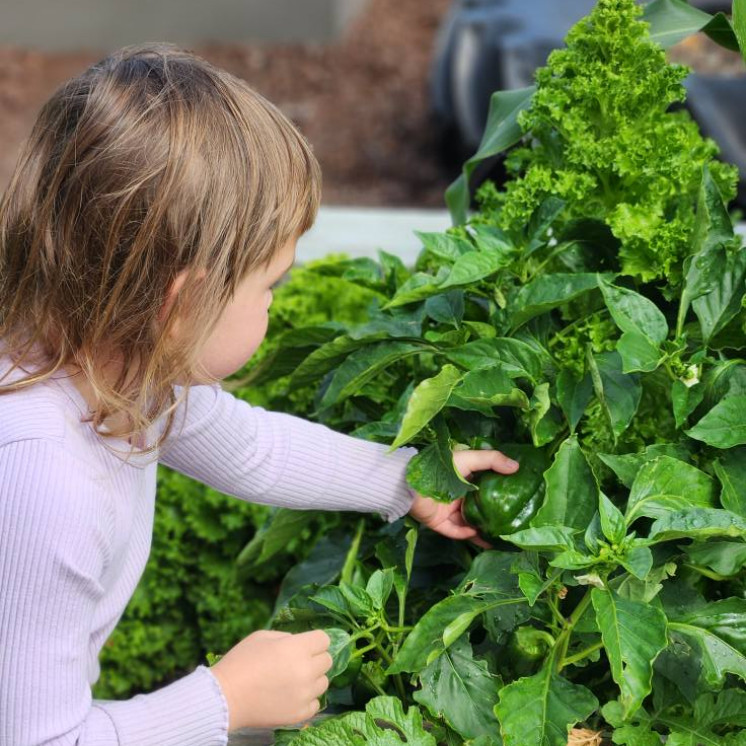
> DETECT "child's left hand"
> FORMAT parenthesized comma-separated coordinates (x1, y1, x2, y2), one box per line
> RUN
(407, 449, 520, 549)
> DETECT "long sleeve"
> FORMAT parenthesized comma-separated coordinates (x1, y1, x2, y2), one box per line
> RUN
(159, 384, 417, 523)
(0, 438, 229, 746)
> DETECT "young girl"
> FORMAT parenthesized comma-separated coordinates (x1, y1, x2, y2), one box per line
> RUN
(0, 43, 519, 745)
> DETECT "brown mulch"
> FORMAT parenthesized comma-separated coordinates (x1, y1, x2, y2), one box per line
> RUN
(0, 0, 454, 207)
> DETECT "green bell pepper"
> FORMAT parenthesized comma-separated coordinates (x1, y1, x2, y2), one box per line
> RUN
(461, 444, 549, 542)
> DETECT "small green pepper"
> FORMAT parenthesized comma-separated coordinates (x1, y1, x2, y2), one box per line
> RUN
(461, 444, 549, 542)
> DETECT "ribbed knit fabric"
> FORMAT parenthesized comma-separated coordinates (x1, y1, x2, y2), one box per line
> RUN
(0, 355, 417, 745)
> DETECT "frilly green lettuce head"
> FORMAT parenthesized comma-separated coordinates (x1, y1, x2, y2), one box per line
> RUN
(477, 0, 739, 286)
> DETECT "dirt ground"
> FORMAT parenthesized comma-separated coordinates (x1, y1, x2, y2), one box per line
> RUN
(0, 0, 454, 207)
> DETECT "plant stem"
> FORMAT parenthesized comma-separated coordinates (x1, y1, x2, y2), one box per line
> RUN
(560, 640, 604, 668)
(341, 519, 365, 586)
(554, 589, 593, 673)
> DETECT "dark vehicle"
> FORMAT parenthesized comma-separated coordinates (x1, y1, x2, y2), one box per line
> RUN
(432, 0, 746, 206)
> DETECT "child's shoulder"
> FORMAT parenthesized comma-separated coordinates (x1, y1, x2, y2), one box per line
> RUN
(0, 358, 68, 450)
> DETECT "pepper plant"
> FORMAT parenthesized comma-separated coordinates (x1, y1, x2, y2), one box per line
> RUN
(234, 0, 746, 743)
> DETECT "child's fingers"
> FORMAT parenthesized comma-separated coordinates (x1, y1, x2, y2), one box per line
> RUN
(292, 629, 331, 653)
(453, 449, 519, 479)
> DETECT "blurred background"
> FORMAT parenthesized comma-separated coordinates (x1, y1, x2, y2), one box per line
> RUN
(0, 0, 744, 216)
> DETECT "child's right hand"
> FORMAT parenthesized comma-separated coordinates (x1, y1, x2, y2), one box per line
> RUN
(210, 629, 332, 731)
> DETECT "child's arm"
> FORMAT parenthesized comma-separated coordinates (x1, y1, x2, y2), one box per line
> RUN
(159, 383, 418, 521)
(0, 438, 229, 745)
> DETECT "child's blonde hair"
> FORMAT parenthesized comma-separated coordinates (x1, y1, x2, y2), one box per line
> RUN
(0, 43, 321, 453)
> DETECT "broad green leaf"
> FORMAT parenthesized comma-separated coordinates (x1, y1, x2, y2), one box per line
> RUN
(290, 334, 361, 387)
(310, 586, 351, 618)
(440, 251, 508, 290)
(591, 587, 668, 716)
(643, 0, 740, 51)
(501, 526, 578, 552)
(388, 553, 528, 673)
(617, 331, 664, 373)
(625, 456, 716, 525)
(648, 508, 746, 543)
(510, 274, 603, 330)
(425, 290, 465, 327)
(452, 365, 530, 410)
(446, 86, 536, 226)
(736, 0, 746, 64)
(385, 268, 449, 308)
(289, 696, 437, 746)
(677, 168, 733, 336)
(339, 581, 375, 618)
(391, 365, 464, 448)
(532, 436, 598, 531)
(672, 380, 705, 429)
(416, 231, 472, 262)
(527, 383, 564, 447)
(599, 278, 668, 344)
(366, 569, 395, 611)
(237, 508, 318, 567)
(556, 370, 593, 432)
(446, 338, 544, 382)
(599, 444, 692, 489)
(414, 637, 501, 740)
(588, 351, 642, 441)
(620, 544, 654, 581)
(669, 598, 746, 687)
(685, 542, 746, 577)
(686, 396, 746, 448)
(405, 419, 475, 502)
(324, 628, 352, 679)
(692, 247, 746, 344)
(495, 664, 598, 746)
(714, 449, 746, 517)
(320, 341, 428, 409)
(599, 493, 627, 546)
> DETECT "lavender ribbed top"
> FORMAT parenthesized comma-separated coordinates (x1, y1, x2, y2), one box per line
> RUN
(0, 354, 416, 745)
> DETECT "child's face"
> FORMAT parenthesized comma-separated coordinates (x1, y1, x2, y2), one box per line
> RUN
(195, 238, 297, 382)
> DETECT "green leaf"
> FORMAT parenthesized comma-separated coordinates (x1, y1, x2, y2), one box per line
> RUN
(324, 628, 352, 679)
(625, 456, 716, 525)
(405, 424, 475, 503)
(440, 251, 509, 290)
(290, 334, 362, 387)
(692, 247, 746, 344)
(648, 508, 746, 543)
(446, 86, 536, 226)
(237, 508, 318, 567)
(366, 569, 395, 611)
(510, 274, 604, 330)
(391, 365, 464, 448)
(617, 331, 664, 374)
(425, 290, 465, 327)
(686, 396, 746, 448)
(556, 370, 593, 432)
(320, 341, 428, 409)
(735, 0, 746, 64)
(643, 0, 740, 51)
(452, 365, 530, 410)
(677, 167, 733, 336)
(599, 444, 692, 489)
(599, 493, 627, 545)
(591, 587, 668, 717)
(388, 553, 528, 674)
(416, 231, 472, 262)
(599, 278, 668, 345)
(527, 383, 564, 447)
(714, 449, 746, 517)
(588, 351, 642, 441)
(414, 637, 501, 740)
(685, 542, 746, 577)
(532, 436, 598, 531)
(385, 269, 449, 308)
(501, 526, 578, 552)
(288, 696, 437, 746)
(445, 338, 544, 382)
(495, 664, 598, 746)
(672, 380, 705, 429)
(668, 598, 746, 687)
(339, 581, 375, 618)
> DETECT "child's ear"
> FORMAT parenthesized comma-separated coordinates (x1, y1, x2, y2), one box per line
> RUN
(158, 267, 208, 327)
